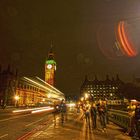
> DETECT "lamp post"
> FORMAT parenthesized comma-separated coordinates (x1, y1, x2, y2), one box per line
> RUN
(14, 95, 19, 107)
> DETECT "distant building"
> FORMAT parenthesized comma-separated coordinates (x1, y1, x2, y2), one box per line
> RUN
(80, 74, 124, 104)
(0, 65, 17, 106)
(45, 45, 56, 86)
(15, 76, 64, 107)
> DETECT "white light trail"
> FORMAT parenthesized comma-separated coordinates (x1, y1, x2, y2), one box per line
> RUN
(36, 77, 64, 95)
(24, 77, 53, 92)
(31, 107, 54, 114)
(24, 77, 64, 100)
(12, 106, 50, 113)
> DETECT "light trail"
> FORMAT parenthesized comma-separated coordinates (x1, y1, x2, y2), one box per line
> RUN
(2, 107, 54, 122)
(12, 106, 50, 113)
(31, 107, 54, 114)
(24, 77, 64, 100)
(36, 77, 64, 96)
(24, 77, 53, 93)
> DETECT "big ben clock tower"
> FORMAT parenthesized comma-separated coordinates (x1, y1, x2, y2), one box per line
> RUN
(45, 45, 56, 86)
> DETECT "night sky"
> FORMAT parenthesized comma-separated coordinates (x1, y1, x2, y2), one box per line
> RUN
(0, 0, 140, 96)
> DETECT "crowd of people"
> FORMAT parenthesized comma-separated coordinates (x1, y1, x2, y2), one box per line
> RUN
(80, 100, 109, 132)
(53, 99, 140, 139)
(79, 100, 140, 137)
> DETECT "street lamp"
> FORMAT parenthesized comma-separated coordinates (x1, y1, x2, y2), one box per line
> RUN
(80, 97, 84, 101)
(84, 93, 88, 99)
(14, 95, 19, 107)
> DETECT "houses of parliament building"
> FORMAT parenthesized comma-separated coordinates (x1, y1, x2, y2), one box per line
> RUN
(0, 46, 64, 108)
(80, 74, 124, 104)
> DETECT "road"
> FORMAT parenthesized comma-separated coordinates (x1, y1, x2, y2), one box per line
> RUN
(0, 107, 55, 140)
(0, 107, 133, 140)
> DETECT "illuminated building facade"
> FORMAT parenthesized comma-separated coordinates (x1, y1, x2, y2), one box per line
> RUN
(15, 77, 64, 106)
(0, 66, 64, 107)
(80, 74, 124, 104)
(45, 46, 56, 86)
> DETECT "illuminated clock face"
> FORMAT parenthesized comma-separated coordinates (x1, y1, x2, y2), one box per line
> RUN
(47, 64, 52, 69)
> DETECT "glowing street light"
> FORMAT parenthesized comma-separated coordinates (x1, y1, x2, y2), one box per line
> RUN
(81, 97, 84, 101)
(84, 93, 88, 99)
(14, 95, 19, 107)
(14, 95, 19, 101)
(131, 99, 137, 102)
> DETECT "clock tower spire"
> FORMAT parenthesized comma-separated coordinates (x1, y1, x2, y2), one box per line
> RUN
(45, 43, 56, 86)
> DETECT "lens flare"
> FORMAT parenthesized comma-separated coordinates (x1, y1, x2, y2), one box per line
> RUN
(116, 21, 137, 57)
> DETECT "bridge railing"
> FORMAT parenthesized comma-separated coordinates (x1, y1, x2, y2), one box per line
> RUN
(108, 109, 132, 129)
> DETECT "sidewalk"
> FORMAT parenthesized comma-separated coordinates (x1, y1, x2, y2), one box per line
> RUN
(28, 111, 82, 140)
(28, 111, 133, 140)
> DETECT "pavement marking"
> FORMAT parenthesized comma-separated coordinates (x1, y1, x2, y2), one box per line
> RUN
(0, 114, 31, 122)
(17, 131, 33, 140)
(26, 118, 43, 127)
(0, 134, 8, 139)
